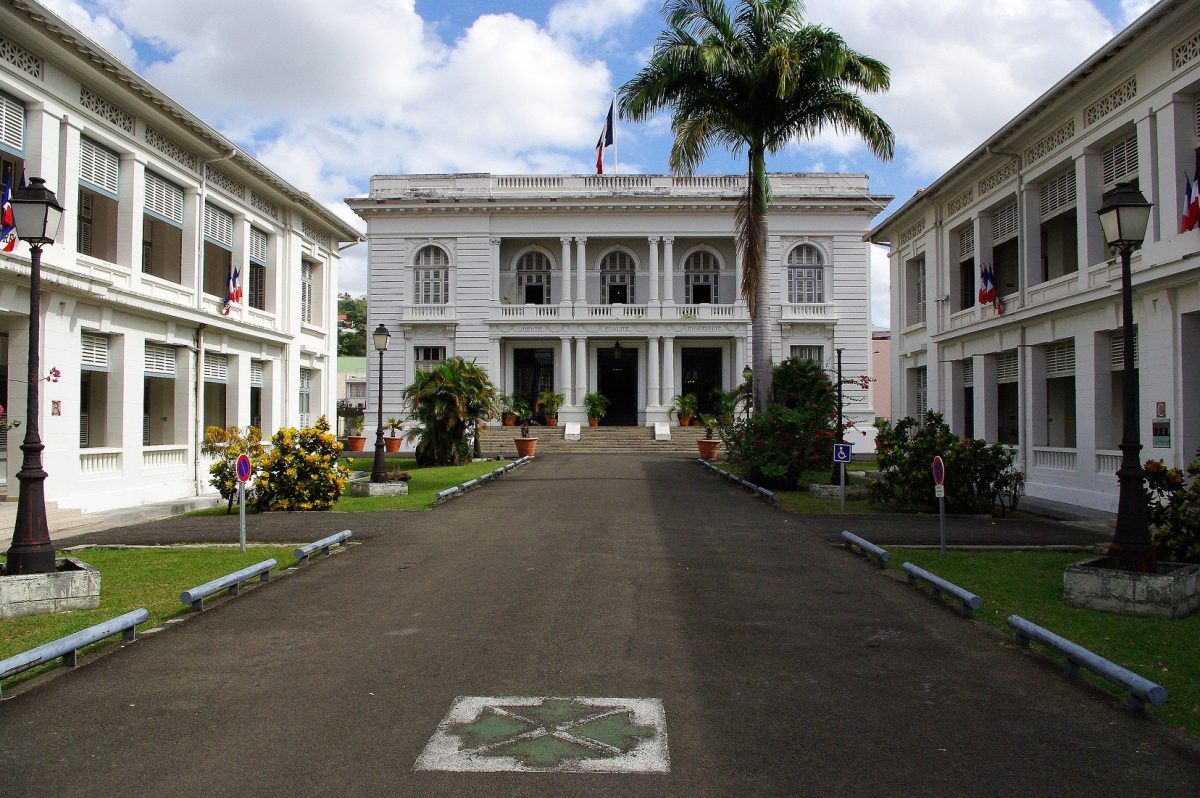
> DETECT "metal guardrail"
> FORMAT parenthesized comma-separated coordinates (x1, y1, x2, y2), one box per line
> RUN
(696, 459, 778, 506)
(295, 530, 352, 567)
(180, 559, 277, 611)
(902, 562, 983, 617)
(841, 531, 890, 567)
(0, 608, 149, 698)
(434, 457, 533, 504)
(1007, 615, 1167, 710)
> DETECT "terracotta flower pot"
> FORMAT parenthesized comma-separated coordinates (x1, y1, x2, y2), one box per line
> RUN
(345, 435, 367, 452)
(502, 414, 516, 427)
(697, 438, 721, 461)
(678, 414, 692, 427)
(385, 436, 401, 453)
(514, 437, 538, 457)
(588, 418, 599, 427)
(544, 417, 558, 427)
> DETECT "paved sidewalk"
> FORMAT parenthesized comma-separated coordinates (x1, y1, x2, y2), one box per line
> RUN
(2, 455, 1195, 796)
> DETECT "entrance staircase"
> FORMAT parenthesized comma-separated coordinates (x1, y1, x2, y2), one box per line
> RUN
(479, 424, 711, 456)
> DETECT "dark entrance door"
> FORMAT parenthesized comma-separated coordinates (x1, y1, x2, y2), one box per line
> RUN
(597, 346, 639, 425)
(681, 347, 723, 416)
(513, 348, 555, 421)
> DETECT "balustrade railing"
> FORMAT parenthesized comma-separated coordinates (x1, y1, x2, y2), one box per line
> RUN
(143, 445, 189, 469)
(80, 448, 122, 475)
(1032, 447, 1077, 472)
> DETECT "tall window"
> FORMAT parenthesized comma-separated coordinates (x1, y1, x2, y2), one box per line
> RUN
(600, 250, 635, 304)
(298, 367, 312, 428)
(0, 92, 27, 202)
(414, 245, 449, 305)
(913, 366, 928, 425)
(80, 331, 110, 448)
(1038, 167, 1078, 282)
(790, 345, 823, 362)
(956, 226, 975, 312)
(684, 249, 720, 304)
(787, 244, 824, 304)
(78, 138, 119, 262)
(249, 228, 268, 311)
(905, 255, 926, 326)
(415, 346, 447, 374)
(202, 203, 234, 299)
(144, 342, 178, 445)
(301, 261, 315, 324)
(996, 350, 1020, 445)
(1101, 132, 1138, 188)
(143, 171, 184, 283)
(991, 201, 1020, 297)
(1043, 340, 1076, 447)
(516, 250, 552, 305)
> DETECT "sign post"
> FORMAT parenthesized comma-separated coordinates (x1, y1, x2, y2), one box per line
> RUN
(236, 454, 252, 553)
(833, 443, 853, 513)
(932, 455, 946, 553)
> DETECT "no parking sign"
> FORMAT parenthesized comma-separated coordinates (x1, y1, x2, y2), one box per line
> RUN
(236, 454, 252, 483)
(235, 454, 252, 552)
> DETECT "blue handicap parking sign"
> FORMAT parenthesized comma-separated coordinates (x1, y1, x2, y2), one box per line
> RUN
(832, 443, 852, 463)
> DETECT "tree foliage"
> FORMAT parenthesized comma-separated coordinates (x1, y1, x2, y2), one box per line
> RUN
(403, 357, 498, 465)
(338, 293, 367, 356)
(1144, 452, 1200, 563)
(253, 416, 349, 511)
(619, 0, 893, 413)
(203, 425, 266, 513)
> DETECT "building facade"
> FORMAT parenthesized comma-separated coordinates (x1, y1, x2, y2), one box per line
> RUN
(869, 0, 1200, 511)
(349, 172, 886, 448)
(0, 1, 360, 512)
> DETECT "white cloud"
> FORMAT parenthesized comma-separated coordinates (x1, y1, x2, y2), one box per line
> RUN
(548, 0, 651, 40)
(1120, 0, 1157, 24)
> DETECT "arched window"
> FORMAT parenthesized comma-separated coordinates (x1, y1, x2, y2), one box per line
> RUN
(787, 244, 824, 304)
(684, 249, 720, 304)
(516, 250, 552, 305)
(413, 245, 449, 305)
(599, 250, 635, 304)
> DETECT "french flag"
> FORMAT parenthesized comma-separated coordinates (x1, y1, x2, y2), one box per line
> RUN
(0, 178, 16, 253)
(978, 263, 996, 305)
(1181, 170, 1200, 233)
(595, 99, 614, 175)
(222, 264, 242, 316)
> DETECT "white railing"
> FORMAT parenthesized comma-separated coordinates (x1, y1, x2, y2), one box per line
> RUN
(76, 254, 133, 291)
(1026, 272, 1079, 307)
(143, 445, 189, 470)
(140, 272, 195, 307)
(780, 303, 837, 322)
(400, 305, 457, 322)
(1096, 450, 1122, 476)
(80, 448, 122, 475)
(949, 307, 978, 330)
(245, 308, 277, 331)
(664, 304, 744, 321)
(1032, 447, 1077, 472)
(498, 305, 563, 319)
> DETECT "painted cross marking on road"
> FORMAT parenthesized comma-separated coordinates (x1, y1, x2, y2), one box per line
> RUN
(414, 696, 670, 773)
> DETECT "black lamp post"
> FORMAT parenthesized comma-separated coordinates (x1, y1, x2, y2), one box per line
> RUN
(6, 177, 65, 575)
(1096, 181, 1154, 573)
(370, 323, 390, 484)
(829, 348, 845, 485)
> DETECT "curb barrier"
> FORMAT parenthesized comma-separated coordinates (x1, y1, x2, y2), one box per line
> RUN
(180, 559, 276, 611)
(295, 530, 352, 567)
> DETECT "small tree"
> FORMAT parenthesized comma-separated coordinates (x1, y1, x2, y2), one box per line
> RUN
(1144, 452, 1200, 563)
(404, 357, 498, 465)
(253, 416, 349, 511)
(202, 425, 265, 513)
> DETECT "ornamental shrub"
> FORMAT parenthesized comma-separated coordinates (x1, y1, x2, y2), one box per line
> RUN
(253, 415, 350, 511)
(203, 425, 266, 513)
(721, 405, 834, 488)
(1144, 451, 1200, 563)
(870, 412, 1022, 514)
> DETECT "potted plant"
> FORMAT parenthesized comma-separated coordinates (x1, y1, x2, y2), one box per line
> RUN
(696, 414, 721, 461)
(344, 414, 366, 452)
(672, 393, 698, 427)
(537, 390, 565, 427)
(584, 391, 610, 426)
(499, 394, 517, 427)
(512, 398, 537, 457)
(385, 417, 403, 453)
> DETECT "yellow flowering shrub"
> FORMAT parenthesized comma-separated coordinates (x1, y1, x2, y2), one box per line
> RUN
(253, 415, 350, 511)
(203, 425, 266, 513)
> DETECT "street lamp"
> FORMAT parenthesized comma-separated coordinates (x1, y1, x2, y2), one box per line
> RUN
(829, 348, 845, 485)
(6, 177, 65, 575)
(370, 323, 390, 483)
(1096, 181, 1154, 573)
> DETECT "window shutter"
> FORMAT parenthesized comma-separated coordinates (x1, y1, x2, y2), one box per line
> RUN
(79, 138, 120, 197)
(81, 332, 109, 371)
(78, 191, 93, 256)
(962, 360, 974, 387)
(203, 203, 234, 248)
(301, 261, 314, 323)
(203, 352, 228, 383)
(996, 351, 1019, 383)
(1110, 329, 1139, 369)
(1039, 169, 1076, 219)
(1044, 341, 1075, 378)
(958, 228, 974, 262)
(144, 342, 176, 376)
(299, 367, 312, 392)
(250, 359, 264, 387)
(992, 202, 1019, 241)
(145, 172, 184, 225)
(0, 92, 23, 153)
(916, 367, 928, 424)
(79, 412, 89, 447)
(250, 228, 268, 263)
(1101, 133, 1138, 186)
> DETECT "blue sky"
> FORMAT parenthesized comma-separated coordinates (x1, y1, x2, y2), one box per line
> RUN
(43, 0, 1155, 322)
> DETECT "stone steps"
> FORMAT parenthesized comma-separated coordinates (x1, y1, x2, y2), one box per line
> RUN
(479, 425, 714, 455)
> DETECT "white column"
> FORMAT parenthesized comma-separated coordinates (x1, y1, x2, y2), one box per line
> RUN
(575, 237, 587, 304)
(1135, 109, 1159, 245)
(734, 240, 745, 305)
(662, 336, 675, 407)
(490, 238, 501, 303)
(119, 153, 146, 284)
(648, 335, 661, 409)
(648, 236, 660, 305)
(560, 236, 573, 306)
(183, 187, 202, 306)
(662, 237, 675, 304)
(559, 336, 573, 405)
(56, 116, 82, 258)
(448, 254, 458, 306)
(489, 336, 501, 386)
(575, 337, 587, 406)
(734, 336, 747, 385)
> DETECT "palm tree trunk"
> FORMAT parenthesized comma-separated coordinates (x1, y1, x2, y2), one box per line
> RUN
(742, 146, 772, 414)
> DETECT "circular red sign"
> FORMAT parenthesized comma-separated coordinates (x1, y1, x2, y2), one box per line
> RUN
(236, 454, 252, 482)
(932, 455, 945, 486)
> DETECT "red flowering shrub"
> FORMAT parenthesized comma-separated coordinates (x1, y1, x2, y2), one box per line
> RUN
(1144, 452, 1200, 563)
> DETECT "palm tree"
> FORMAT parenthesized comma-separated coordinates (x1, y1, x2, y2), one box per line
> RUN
(619, 0, 894, 413)
(403, 357, 498, 465)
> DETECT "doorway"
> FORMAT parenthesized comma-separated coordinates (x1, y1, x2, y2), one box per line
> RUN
(597, 345, 639, 425)
(513, 348, 555, 421)
(681, 347, 723, 416)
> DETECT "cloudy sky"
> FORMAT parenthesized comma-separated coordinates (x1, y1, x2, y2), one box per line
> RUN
(43, 0, 1156, 326)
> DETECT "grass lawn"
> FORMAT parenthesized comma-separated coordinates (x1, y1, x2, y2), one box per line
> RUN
(1, 546, 296, 690)
(888, 549, 1200, 739)
(187, 457, 512, 516)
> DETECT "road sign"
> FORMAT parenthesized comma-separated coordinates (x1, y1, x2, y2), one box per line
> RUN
(236, 454, 252, 483)
(932, 455, 945, 486)
(833, 443, 852, 464)
(934, 485, 945, 498)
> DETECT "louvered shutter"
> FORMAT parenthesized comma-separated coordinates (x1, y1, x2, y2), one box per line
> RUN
(81, 332, 109, 371)
(996, 351, 1019, 383)
(79, 138, 120, 198)
(144, 342, 176, 377)
(1101, 134, 1138, 186)
(992, 202, 1019, 241)
(203, 352, 228, 383)
(78, 191, 93, 256)
(1044, 341, 1075, 378)
(1039, 170, 1076, 219)
(204, 203, 234, 249)
(250, 228, 268, 263)
(915, 368, 928, 424)
(958, 228, 974, 262)
(0, 93, 23, 154)
(1110, 329, 1139, 369)
(250, 360, 264, 387)
(145, 172, 184, 226)
(962, 360, 974, 387)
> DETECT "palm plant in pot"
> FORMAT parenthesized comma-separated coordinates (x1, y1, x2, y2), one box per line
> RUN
(537, 390, 566, 427)
(672, 393, 698, 427)
(344, 413, 367, 452)
(499, 394, 517, 426)
(584, 391, 610, 426)
(696, 413, 721, 461)
(384, 416, 403, 453)
(512, 397, 537, 457)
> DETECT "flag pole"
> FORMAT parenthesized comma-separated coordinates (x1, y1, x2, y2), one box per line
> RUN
(612, 92, 618, 175)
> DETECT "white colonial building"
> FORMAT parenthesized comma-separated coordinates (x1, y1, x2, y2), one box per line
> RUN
(349, 172, 886, 447)
(0, 1, 360, 512)
(870, 0, 1200, 511)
